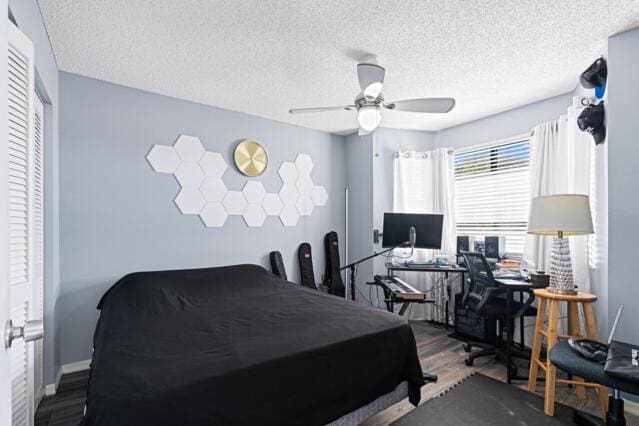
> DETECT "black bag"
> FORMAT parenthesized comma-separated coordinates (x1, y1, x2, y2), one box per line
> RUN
(269, 251, 287, 281)
(297, 243, 317, 290)
(604, 340, 639, 383)
(323, 231, 345, 297)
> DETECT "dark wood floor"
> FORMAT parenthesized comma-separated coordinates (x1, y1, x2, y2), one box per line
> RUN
(34, 321, 638, 425)
(35, 369, 89, 426)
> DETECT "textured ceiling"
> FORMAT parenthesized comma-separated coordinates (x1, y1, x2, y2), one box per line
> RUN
(38, 0, 639, 134)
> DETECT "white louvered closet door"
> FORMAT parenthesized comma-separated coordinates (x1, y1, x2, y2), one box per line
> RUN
(32, 94, 44, 408)
(7, 20, 37, 426)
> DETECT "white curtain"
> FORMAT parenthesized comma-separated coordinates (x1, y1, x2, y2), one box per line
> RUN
(524, 100, 592, 291)
(393, 147, 456, 321)
(522, 98, 593, 343)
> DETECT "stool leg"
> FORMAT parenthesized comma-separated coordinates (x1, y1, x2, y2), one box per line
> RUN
(583, 303, 610, 417)
(568, 302, 586, 399)
(545, 299, 559, 416)
(528, 297, 546, 393)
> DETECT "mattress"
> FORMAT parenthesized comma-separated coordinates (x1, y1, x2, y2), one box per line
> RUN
(81, 264, 424, 425)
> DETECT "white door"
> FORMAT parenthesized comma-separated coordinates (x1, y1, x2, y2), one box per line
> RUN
(1, 13, 12, 426)
(4, 20, 44, 426)
(32, 93, 44, 409)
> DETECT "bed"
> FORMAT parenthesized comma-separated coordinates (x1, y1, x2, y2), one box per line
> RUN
(81, 264, 425, 425)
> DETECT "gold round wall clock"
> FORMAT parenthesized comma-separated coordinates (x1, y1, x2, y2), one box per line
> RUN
(233, 140, 268, 177)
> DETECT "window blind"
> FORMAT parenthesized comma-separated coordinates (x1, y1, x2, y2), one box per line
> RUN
(454, 139, 531, 254)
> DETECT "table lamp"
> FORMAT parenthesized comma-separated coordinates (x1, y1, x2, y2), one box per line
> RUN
(527, 194, 593, 295)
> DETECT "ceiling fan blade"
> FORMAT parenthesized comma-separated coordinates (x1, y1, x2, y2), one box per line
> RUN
(357, 62, 385, 99)
(289, 106, 354, 114)
(385, 98, 456, 113)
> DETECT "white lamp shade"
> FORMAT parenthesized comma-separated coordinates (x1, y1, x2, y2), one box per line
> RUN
(527, 194, 593, 236)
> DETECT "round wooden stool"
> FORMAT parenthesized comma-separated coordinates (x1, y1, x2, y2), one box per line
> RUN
(527, 289, 608, 417)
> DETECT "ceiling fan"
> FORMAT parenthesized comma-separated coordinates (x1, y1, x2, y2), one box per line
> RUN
(289, 54, 456, 135)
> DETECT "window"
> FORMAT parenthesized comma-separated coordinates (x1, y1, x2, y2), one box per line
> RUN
(454, 137, 531, 255)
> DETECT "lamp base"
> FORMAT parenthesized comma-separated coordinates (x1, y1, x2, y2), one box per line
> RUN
(547, 286, 578, 295)
(549, 236, 575, 294)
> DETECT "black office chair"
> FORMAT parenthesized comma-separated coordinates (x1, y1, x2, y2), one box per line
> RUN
(461, 253, 535, 372)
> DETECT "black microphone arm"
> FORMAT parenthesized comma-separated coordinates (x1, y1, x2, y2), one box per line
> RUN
(340, 227, 416, 301)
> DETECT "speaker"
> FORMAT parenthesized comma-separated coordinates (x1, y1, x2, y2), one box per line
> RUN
(456, 235, 475, 254)
(484, 236, 506, 260)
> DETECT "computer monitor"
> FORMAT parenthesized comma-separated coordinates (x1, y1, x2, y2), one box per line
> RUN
(382, 213, 443, 249)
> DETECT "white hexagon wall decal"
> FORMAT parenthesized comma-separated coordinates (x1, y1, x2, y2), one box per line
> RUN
(296, 174, 314, 195)
(294, 154, 314, 175)
(200, 202, 228, 227)
(311, 186, 328, 206)
(262, 193, 284, 216)
(243, 204, 267, 227)
(174, 187, 206, 214)
(242, 181, 267, 204)
(174, 135, 205, 162)
(279, 204, 300, 227)
(279, 183, 299, 205)
(147, 145, 181, 173)
(200, 177, 227, 202)
(278, 162, 298, 183)
(149, 144, 328, 228)
(174, 162, 205, 188)
(222, 191, 248, 215)
(296, 194, 315, 216)
(199, 152, 227, 178)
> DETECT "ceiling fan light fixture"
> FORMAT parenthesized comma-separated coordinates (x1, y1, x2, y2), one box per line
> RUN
(357, 105, 382, 132)
(363, 82, 383, 99)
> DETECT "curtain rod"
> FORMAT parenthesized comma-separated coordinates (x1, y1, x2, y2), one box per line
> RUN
(393, 149, 455, 158)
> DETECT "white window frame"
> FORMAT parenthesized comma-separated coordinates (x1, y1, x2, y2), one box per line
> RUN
(454, 134, 531, 257)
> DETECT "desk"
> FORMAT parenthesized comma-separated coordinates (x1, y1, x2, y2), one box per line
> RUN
(494, 277, 544, 384)
(386, 264, 467, 327)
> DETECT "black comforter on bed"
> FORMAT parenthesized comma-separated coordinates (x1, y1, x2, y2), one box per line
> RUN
(81, 264, 424, 425)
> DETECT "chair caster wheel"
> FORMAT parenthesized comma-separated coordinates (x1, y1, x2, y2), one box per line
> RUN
(463, 343, 472, 353)
(465, 357, 474, 366)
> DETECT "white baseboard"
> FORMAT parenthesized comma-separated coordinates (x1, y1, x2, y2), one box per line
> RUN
(625, 398, 639, 417)
(61, 359, 91, 374)
(44, 358, 91, 396)
(44, 367, 63, 396)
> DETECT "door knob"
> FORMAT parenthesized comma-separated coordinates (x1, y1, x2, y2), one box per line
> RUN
(4, 319, 43, 349)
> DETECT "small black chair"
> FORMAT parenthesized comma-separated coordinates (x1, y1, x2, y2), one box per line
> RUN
(461, 253, 535, 372)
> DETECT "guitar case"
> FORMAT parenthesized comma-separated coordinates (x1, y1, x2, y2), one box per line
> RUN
(269, 251, 287, 281)
(297, 243, 317, 290)
(323, 231, 345, 297)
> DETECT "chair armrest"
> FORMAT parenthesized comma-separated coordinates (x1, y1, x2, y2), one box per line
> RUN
(512, 288, 535, 318)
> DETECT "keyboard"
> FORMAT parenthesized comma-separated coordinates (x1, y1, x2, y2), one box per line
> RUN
(373, 275, 428, 300)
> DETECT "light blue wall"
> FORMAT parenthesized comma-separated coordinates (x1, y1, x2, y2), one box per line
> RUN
(607, 27, 639, 344)
(344, 133, 374, 302)
(58, 72, 346, 365)
(435, 92, 575, 149)
(9, 0, 61, 386)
